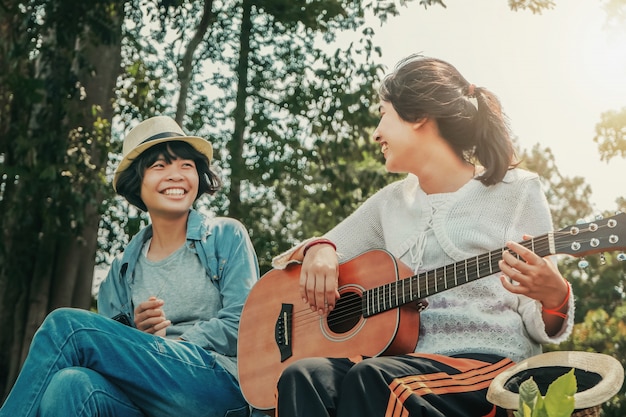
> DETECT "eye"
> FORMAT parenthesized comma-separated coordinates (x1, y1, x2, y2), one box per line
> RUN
(181, 160, 196, 168)
(150, 161, 166, 169)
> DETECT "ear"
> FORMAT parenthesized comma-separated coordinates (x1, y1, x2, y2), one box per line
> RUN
(411, 117, 430, 131)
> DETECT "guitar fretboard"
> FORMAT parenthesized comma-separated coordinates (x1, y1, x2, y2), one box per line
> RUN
(362, 233, 555, 317)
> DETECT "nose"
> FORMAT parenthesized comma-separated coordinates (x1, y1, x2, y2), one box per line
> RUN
(373, 127, 381, 143)
(166, 166, 184, 181)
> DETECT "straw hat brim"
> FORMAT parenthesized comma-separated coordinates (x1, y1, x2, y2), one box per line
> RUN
(487, 351, 624, 410)
(112, 135, 213, 190)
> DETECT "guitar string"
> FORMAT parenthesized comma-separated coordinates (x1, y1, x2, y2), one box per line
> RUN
(286, 224, 617, 332)
(289, 236, 556, 331)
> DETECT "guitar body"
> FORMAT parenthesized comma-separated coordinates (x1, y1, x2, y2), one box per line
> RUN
(237, 249, 419, 411)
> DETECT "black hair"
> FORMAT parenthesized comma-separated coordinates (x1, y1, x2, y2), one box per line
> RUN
(379, 54, 517, 185)
(115, 141, 221, 211)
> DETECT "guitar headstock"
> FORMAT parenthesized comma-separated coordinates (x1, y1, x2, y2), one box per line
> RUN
(554, 212, 626, 258)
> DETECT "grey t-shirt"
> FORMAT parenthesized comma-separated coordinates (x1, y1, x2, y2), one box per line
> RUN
(131, 241, 222, 340)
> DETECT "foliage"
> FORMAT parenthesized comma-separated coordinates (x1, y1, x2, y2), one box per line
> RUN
(0, 0, 123, 399)
(107, 0, 411, 273)
(603, 0, 626, 27)
(513, 370, 576, 417)
(508, 0, 555, 14)
(594, 107, 626, 162)
(519, 144, 593, 228)
(553, 302, 626, 416)
(521, 142, 626, 415)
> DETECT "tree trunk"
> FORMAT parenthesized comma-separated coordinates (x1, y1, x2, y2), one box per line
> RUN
(0, 0, 124, 400)
(227, 0, 253, 220)
(175, 0, 215, 125)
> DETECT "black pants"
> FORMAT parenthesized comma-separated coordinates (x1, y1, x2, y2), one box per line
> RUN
(276, 353, 514, 417)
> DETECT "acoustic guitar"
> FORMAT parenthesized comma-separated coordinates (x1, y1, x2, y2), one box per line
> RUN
(238, 213, 626, 411)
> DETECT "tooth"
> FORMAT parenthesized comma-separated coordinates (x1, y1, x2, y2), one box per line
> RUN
(165, 189, 184, 195)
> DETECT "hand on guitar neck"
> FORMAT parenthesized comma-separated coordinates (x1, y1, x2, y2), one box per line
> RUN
(499, 236, 570, 336)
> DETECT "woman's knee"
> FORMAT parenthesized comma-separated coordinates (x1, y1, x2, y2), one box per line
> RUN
(37, 308, 93, 338)
(39, 367, 139, 417)
(43, 307, 92, 327)
(343, 359, 387, 388)
(278, 358, 333, 387)
(40, 368, 95, 414)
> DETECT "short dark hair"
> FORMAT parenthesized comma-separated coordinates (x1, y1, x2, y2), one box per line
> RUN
(115, 141, 221, 211)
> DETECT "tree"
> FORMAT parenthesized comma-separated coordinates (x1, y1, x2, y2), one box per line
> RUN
(0, 0, 124, 398)
(594, 107, 626, 162)
(518, 143, 593, 228)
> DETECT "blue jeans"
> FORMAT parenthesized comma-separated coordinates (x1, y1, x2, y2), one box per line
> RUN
(0, 308, 249, 417)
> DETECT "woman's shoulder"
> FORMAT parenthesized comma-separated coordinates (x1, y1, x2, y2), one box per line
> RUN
(488, 168, 547, 205)
(191, 211, 250, 240)
(374, 174, 420, 197)
(502, 167, 540, 183)
(353, 175, 421, 214)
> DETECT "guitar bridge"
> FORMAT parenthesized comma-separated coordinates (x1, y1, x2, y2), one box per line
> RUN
(275, 303, 293, 362)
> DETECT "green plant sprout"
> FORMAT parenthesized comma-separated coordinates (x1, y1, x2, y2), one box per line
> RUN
(514, 369, 576, 417)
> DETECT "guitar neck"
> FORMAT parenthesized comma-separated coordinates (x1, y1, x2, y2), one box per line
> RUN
(362, 233, 555, 317)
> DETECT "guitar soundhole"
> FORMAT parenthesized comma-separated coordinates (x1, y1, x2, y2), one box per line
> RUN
(327, 291, 362, 333)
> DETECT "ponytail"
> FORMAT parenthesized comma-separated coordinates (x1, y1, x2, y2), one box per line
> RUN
(379, 54, 517, 185)
(471, 87, 517, 185)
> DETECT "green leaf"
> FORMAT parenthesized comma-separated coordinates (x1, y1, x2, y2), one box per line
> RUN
(521, 403, 533, 417)
(534, 393, 549, 417)
(543, 369, 576, 417)
(519, 377, 540, 409)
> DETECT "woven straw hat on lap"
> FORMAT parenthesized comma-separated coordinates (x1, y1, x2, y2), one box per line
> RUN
(487, 351, 624, 417)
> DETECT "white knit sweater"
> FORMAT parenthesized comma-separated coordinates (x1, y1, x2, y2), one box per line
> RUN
(273, 168, 574, 362)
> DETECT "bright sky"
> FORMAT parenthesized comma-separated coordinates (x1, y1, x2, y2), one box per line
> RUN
(366, 0, 626, 213)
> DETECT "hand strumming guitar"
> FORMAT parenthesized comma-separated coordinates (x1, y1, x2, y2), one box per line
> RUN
(300, 243, 340, 316)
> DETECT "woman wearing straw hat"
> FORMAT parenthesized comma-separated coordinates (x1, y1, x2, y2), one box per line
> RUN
(0, 116, 260, 417)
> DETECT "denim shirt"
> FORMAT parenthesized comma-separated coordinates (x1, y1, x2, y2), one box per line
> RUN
(97, 209, 260, 368)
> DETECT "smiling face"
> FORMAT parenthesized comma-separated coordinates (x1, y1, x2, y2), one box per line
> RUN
(140, 149, 199, 218)
(374, 100, 425, 174)
(115, 140, 222, 213)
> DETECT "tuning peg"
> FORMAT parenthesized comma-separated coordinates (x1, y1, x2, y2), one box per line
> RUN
(618, 253, 626, 262)
(578, 259, 589, 269)
(599, 253, 606, 265)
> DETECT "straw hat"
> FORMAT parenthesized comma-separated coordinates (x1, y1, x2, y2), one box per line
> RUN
(113, 116, 213, 190)
(487, 351, 624, 413)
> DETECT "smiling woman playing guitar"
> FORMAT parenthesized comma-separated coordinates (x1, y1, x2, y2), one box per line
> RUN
(267, 55, 574, 417)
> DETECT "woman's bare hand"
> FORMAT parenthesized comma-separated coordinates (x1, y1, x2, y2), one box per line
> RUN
(134, 296, 171, 336)
(300, 244, 340, 315)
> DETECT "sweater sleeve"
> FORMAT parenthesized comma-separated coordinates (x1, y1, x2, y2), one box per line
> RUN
(508, 175, 575, 344)
(324, 186, 387, 261)
(272, 182, 392, 269)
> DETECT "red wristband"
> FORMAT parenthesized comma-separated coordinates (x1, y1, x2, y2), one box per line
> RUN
(302, 238, 337, 257)
(542, 281, 570, 319)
